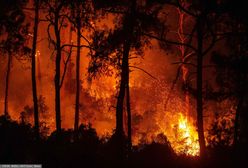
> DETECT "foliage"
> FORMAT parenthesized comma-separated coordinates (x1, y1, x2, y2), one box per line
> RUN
(207, 113, 234, 147)
(0, 0, 31, 58)
(88, 0, 163, 78)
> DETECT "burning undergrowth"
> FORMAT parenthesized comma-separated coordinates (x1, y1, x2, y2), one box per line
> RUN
(0, 32, 235, 157)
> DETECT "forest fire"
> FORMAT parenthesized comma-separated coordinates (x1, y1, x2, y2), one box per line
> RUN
(174, 113, 199, 155)
(149, 110, 200, 156)
(1, 0, 248, 168)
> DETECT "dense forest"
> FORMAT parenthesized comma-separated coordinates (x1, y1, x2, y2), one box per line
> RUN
(0, 0, 248, 167)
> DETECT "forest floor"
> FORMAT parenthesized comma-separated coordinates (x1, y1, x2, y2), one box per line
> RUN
(0, 115, 247, 168)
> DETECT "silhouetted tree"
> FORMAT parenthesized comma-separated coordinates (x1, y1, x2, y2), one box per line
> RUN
(210, 0, 248, 150)
(67, 0, 94, 132)
(44, 0, 69, 132)
(197, 2, 248, 158)
(90, 0, 162, 159)
(145, 0, 229, 158)
(178, 0, 234, 158)
(0, 0, 30, 117)
(30, 0, 40, 140)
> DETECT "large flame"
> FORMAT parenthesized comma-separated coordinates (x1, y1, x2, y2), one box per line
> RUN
(154, 111, 199, 156)
(173, 113, 199, 156)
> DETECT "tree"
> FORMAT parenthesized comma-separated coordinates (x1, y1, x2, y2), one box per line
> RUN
(144, 0, 228, 158)
(67, 0, 94, 132)
(31, 0, 40, 140)
(0, 0, 30, 117)
(172, 0, 227, 158)
(44, 0, 92, 133)
(90, 0, 162, 158)
(210, 0, 248, 151)
(44, 0, 68, 132)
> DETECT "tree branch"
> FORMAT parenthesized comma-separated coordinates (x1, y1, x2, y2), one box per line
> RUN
(129, 66, 157, 80)
(142, 32, 197, 52)
(60, 47, 73, 89)
(60, 44, 93, 50)
(171, 61, 197, 67)
(47, 23, 55, 48)
(164, 0, 197, 17)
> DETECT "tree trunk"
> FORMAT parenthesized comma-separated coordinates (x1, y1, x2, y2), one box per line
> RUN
(126, 67, 132, 154)
(116, 45, 129, 137)
(116, 0, 135, 137)
(115, 0, 136, 161)
(74, 14, 81, 132)
(4, 52, 12, 117)
(114, 37, 131, 162)
(54, 11, 62, 132)
(31, 0, 40, 140)
(196, 17, 206, 158)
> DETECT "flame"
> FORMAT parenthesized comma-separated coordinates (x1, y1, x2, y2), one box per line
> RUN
(152, 112, 199, 156)
(163, 8, 200, 156)
(174, 113, 199, 156)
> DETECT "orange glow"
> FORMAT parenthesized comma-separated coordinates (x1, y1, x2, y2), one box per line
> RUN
(154, 112, 199, 156)
(0, 14, 203, 157)
(175, 113, 199, 155)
